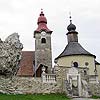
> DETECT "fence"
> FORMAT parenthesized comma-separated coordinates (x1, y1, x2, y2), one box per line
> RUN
(42, 73, 56, 83)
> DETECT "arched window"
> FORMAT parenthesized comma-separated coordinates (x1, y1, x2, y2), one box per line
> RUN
(73, 62, 78, 68)
(41, 38, 46, 43)
(84, 70, 87, 75)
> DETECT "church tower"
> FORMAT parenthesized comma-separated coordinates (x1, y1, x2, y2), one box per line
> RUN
(67, 16, 78, 43)
(34, 10, 52, 73)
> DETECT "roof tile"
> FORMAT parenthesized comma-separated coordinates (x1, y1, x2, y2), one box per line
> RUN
(17, 51, 35, 77)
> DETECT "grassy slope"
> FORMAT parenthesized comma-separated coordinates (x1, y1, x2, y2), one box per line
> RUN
(0, 94, 70, 100)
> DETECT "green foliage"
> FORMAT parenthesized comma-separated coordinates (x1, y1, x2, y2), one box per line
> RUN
(92, 95, 100, 99)
(0, 93, 70, 100)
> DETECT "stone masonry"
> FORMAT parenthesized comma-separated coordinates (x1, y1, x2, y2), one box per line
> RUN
(0, 77, 60, 94)
(89, 83, 100, 96)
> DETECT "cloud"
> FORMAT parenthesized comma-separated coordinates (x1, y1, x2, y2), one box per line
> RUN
(0, 0, 100, 63)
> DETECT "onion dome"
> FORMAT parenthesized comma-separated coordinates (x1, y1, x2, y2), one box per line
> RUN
(34, 9, 52, 33)
(67, 15, 77, 33)
(67, 23, 76, 31)
(37, 11, 47, 24)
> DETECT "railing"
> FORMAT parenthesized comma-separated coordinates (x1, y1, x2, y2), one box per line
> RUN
(42, 73, 56, 83)
(89, 75, 99, 83)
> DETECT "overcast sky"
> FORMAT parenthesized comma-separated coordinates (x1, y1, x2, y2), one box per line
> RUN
(0, 0, 100, 64)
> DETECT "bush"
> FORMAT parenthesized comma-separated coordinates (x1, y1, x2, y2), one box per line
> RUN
(92, 95, 100, 99)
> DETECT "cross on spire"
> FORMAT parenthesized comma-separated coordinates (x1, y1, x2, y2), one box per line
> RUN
(40, 8, 44, 16)
(41, 8, 43, 12)
(69, 12, 72, 24)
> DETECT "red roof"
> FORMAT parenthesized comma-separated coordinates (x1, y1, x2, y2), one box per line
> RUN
(35, 11, 52, 32)
(37, 11, 47, 24)
(17, 51, 35, 77)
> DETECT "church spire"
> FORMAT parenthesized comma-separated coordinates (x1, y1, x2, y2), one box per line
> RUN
(38, 9, 47, 24)
(69, 12, 72, 24)
(40, 8, 44, 16)
(67, 13, 76, 32)
(34, 9, 52, 33)
(34, 10, 52, 75)
(67, 14, 78, 43)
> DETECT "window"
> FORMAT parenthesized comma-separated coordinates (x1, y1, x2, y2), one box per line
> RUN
(84, 70, 87, 75)
(41, 38, 46, 43)
(85, 62, 89, 66)
(73, 62, 78, 68)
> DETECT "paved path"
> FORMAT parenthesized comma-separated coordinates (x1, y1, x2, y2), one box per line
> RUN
(72, 98, 100, 100)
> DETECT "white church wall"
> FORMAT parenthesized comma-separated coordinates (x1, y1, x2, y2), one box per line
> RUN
(96, 64, 100, 81)
(57, 55, 95, 75)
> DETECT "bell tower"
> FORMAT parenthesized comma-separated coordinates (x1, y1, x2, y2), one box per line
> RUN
(67, 15, 78, 43)
(34, 10, 52, 73)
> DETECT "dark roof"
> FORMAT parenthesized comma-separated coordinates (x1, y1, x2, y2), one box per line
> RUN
(95, 60, 100, 65)
(55, 42, 95, 60)
(67, 23, 76, 32)
(17, 51, 35, 77)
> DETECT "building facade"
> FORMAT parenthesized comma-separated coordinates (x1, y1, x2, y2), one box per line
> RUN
(34, 10, 52, 73)
(17, 10, 52, 77)
(54, 18, 100, 97)
(17, 11, 100, 97)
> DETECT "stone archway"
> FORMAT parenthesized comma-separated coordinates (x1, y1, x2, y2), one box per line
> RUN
(67, 67, 81, 97)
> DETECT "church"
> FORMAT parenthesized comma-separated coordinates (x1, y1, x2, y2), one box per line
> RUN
(17, 10, 52, 77)
(54, 16, 100, 96)
(17, 10, 100, 97)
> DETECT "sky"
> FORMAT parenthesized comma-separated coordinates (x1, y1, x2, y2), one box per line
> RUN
(0, 0, 100, 64)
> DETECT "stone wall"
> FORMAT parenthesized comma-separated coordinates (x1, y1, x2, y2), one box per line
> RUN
(54, 65, 100, 97)
(54, 65, 70, 95)
(34, 32, 52, 73)
(0, 70, 100, 96)
(89, 83, 100, 96)
(0, 76, 61, 94)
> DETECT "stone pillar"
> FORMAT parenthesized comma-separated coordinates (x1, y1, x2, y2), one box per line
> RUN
(78, 74, 81, 96)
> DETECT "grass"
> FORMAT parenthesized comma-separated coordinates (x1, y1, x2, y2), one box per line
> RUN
(0, 93, 70, 100)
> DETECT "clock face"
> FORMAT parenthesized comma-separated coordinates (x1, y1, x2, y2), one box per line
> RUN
(41, 31, 46, 35)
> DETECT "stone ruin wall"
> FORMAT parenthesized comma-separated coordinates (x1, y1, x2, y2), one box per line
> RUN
(89, 83, 100, 96)
(0, 77, 61, 94)
(0, 76, 100, 96)
(55, 65, 100, 96)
